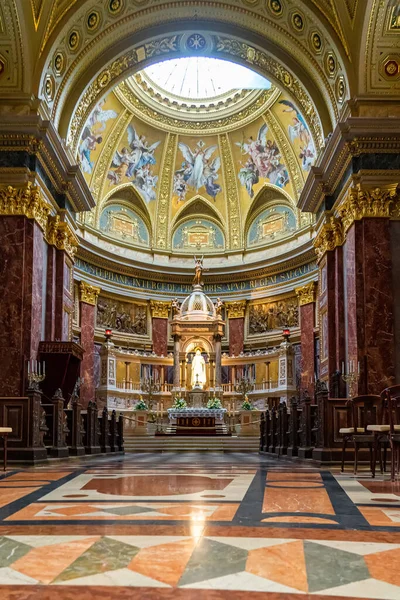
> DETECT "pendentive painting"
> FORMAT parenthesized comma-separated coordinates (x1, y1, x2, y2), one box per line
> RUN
(272, 94, 316, 173)
(107, 117, 165, 209)
(172, 135, 225, 218)
(77, 94, 122, 180)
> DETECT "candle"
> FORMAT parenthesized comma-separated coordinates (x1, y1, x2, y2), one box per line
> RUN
(342, 361, 344, 374)
(358, 361, 360, 374)
(27, 360, 30, 375)
(43, 361, 45, 375)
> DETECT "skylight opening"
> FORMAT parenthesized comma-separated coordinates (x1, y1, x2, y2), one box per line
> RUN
(143, 56, 271, 100)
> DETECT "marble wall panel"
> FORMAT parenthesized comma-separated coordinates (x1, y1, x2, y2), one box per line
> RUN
(45, 246, 57, 340)
(299, 303, 315, 394)
(152, 317, 168, 356)
(229, 318, 244, 356)
(390, 221, 400, 383)
(80, 302, 96, 407)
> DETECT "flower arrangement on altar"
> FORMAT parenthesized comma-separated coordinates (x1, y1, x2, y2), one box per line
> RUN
(135, 396, 149, 411)
(207, 397, 222, 409)
(241, 395, 255, 411)
(172, 397, 187, 409)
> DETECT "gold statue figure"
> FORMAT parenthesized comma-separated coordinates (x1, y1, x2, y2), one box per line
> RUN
(193, 255, 205, 286)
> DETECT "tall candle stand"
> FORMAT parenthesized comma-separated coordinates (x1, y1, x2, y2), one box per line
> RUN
(27, 359, 46, 391)
(341, 360, 360, 399)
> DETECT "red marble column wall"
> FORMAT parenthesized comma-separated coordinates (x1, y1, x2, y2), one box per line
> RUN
(80, 301, 96, 407)
(344, 219, 395, 394)
(229, 317, 244, 356)
(299, 302, 315, 395)
(152, 317, 168, 356)
(318, 250, 337, 383)
(0, 216, 45, 395)
(54, 250, 73, 341)
(45, 245, 57, 340)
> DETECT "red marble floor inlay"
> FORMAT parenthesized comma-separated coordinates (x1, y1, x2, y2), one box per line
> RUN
(82, 475, 234, 496)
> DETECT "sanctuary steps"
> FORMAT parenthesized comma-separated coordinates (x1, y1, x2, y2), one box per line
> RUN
(123, 434, 259, 452)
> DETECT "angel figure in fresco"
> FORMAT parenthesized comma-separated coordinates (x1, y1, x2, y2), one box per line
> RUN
(176, 141, 222, 200)
(78, 130, 103, 174)
(87, 99, 118, 133)
(236, 123, 289, 198)
(279, 99, 315, 171)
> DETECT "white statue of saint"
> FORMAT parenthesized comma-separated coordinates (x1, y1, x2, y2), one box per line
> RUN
(191, 349, 206, 389)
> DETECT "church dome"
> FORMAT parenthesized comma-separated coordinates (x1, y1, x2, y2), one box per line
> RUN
(180, 285, 216, 319)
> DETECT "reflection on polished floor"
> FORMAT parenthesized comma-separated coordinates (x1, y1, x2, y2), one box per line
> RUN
(1, 453, 400, 599)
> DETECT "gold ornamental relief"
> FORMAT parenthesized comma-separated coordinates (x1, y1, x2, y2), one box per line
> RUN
(337, 184, 399, 234)
(225, 300, 247, 319)
(248, 296, 299, 335)
(313, 216, 344, 261)
(46, 216, 79, 261)
(79, 281, 101, 306)
(0, 183, 51, 231)
(156, 132, 177, 249)
(150, 300, 171, 319)
(295, 281, 316, 306)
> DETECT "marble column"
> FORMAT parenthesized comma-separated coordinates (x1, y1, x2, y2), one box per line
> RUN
(226, 300, 246, 356)
(214, 334, 222, 389)
(150, 300, 170, 356)
(54, 249, 74, 341)
(79, 281, 100, 408)
(344, 218, 395, 394)
(0, 215, 46, 396)
(296, 282, 317, 397)
(173, 335, 181, 389)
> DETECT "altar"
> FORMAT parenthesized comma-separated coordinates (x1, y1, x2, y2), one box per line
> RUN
(167, 408, 227, 436)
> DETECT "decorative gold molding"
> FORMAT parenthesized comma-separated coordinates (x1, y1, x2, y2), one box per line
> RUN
(296, 282, 317, 306)
(314, 184, 400, 260)
(150, 300, 171, 318)
(337, 184, 398, 234)
(46, 216, 79, 261)
(313, 216, 344, 261)
(79, 281, 101, 306)
(219, 132, 241, 248)
(156, 132, 177, 249)
(0, 183, 50, 231)
(225, 300, 247, 319)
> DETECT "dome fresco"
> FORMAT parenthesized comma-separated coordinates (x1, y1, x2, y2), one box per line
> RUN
(77, 57, 316, 259)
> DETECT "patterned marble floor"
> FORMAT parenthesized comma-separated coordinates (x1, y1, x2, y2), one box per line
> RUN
(1, 453, 400, 599)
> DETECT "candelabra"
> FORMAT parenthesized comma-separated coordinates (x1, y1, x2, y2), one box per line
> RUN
(27, 359, 46, 391)
(234, 376, 254, 401)
(341, 360, 360, 399)
(141, 375, 160, 411)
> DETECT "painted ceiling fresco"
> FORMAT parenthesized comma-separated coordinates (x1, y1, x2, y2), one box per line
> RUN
(77, 78, 316, 252)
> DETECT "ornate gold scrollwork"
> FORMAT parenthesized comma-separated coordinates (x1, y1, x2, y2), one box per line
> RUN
(295, 281, 317, 306)
(314, 184, 399, 260)
(313, 216, 344, 261)
(225, 300, 247, 319)
(0, 183, 50, 231)
(46, 215, 79, 261)
(79, 281, 101, 305)
(150, 300, 171, 318)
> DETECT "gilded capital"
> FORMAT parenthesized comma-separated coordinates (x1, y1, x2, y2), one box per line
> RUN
(46, 216, 79, 261)
(337, 184, 398, 234)
(79, 281, 101, 305)
(296, 282, 316, 306)
(313, 216, 344, 261)
(0, 183, 51, 231)
(150, 300, 171, 319)
(225, 300, 247, 319)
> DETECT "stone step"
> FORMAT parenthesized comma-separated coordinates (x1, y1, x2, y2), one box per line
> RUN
(123, 435, 259, 452)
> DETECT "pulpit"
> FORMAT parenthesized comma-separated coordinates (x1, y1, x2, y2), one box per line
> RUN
(38, 341, 84, 402)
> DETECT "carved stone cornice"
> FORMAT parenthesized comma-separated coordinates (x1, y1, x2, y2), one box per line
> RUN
(79, 281, 101, 306)
(0, 183, 51, 231)
(295, 282, 317, 306)
(225, 300, 247, 319)
(46, 215, 79, 261)
(337, 184, 398, 234)
(313, 216, 345, 261)
(150, 300, 171, 319)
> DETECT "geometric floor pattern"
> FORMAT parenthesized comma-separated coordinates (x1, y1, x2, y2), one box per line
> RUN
(1, 452, 400, 599)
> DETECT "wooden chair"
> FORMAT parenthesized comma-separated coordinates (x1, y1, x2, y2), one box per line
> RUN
(380, 385, 400, 481)
(339, 395, 382, 474)
(0, 427, 12, 471)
